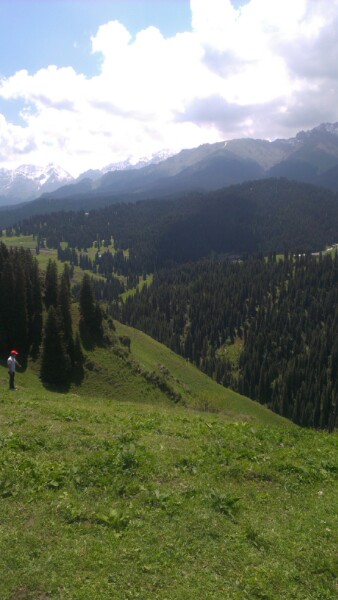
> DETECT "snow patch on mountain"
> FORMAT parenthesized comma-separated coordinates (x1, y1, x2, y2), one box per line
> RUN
(101, 150, 174, 174)
(0, 164, 74, 205)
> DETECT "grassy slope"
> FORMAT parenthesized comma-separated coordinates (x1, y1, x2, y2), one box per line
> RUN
(0, 328, 337, 599)
(114, 321, 288, 426)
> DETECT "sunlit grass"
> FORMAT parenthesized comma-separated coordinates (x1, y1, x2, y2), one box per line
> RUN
(114, 321, 291, 426)
(2, 235, 106, 284)
(121, 274, 153, 301)
(1, 233, 37, 249)
(0, 361, 336, 600)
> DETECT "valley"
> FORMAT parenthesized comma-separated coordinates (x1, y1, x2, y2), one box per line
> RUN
(2, 2, 338, 596)
(0, 126, 337, 600)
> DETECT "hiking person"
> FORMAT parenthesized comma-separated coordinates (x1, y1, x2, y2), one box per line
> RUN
(7, 350, 21, 390)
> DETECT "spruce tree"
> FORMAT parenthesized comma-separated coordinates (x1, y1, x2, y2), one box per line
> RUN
(44, 259, 58, 309)
(79, 274, 103, 342)
(73, 332, 84, 365)
(12, 263, 28, 353)
(58, 264, 74, 363)
(29, 259, 43, 356)
(40, 306, 71, 385)
(72, 332, 85, 383)
(0, 260, 15, 353)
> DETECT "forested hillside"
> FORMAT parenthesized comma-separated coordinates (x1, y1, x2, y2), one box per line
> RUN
(7, 179, 338, 275)
(117, 253, 338, 430)
(2, 177, 338, 430)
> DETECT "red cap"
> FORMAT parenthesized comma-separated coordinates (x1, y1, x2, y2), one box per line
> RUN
(10, 350, 19, 355)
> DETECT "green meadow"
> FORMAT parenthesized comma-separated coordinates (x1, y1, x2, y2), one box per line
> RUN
(0, 324, 337, 599)
(1, 234, 107, 284)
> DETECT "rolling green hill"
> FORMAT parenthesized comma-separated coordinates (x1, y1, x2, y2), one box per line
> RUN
(0, 324, 337, 599)
(113, 321, 288, 426)
(13, 318, 287, 426)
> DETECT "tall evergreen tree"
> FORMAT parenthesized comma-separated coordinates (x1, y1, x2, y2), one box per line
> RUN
(12, 262, 28, 353)
(79, 274, 103, 342)
(58, 264, 74, 363)
(0, 260, 15, 354)
(72, 331, 85, 383)
(40, 306, 71, 385)
(29, 258, 43, 356)
(44, 259, 58, 309)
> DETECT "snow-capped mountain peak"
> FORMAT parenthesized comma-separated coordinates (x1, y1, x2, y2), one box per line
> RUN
(101, 149, 174, 175)
(0, 163, 74, 206)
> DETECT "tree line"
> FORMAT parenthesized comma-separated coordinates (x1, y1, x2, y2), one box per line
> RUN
(0, 242, 42, 358)
(116, 252, 338, 430)
(0, 242, 103, 387)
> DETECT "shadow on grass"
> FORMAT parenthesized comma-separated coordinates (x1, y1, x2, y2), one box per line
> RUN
(79, 322, 96, 351)
(79, 321, 106, 352)
(40, 361, 85, 393)
(41, 380, 72, 394)
(72, 363, 85, 386)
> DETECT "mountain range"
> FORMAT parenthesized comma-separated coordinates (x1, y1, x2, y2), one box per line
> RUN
(2, 122, 338, 209)
(0, 151, 174, 206)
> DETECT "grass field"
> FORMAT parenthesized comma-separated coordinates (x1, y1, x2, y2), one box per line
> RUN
(0, 326, 337, 599)
(120, 275, 153, 302)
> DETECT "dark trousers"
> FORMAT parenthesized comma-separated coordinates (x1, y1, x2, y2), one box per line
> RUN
(8, 371, 15, 389)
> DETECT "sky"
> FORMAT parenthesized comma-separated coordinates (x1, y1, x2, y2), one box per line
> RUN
(0, 0, 338, 176)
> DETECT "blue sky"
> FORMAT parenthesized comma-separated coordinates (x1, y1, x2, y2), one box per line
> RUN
(0, 1, 192, 77)
(0, 0, 338, 175)
(0, 0, 191, 125)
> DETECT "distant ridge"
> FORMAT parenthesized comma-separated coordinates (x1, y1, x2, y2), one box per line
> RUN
(0, 151, 174, 206)
(2, 122, 338, 222)
(41, 121, 338, 202)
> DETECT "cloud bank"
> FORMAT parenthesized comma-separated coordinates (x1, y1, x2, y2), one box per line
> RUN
(0, 0, 338, 175)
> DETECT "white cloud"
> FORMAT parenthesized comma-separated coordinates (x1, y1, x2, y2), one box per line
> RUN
(0, 113, 36, 159)
(0, 0, 338, 175)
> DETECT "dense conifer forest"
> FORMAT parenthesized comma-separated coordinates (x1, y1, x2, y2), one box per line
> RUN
(7, 178, 338, 276)
(117, 253, 338, 430)
(2, 178, 338, 430)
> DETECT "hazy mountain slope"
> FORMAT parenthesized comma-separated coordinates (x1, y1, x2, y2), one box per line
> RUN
(41, 121, 338, 202)
(264, 124, 338, 187)
(2, 122, 338, 224)
(0, 188, 133, 228)
(40, 142, 266, 200)
(223, 137, 290, 169)
(0, 152, 174, 205)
